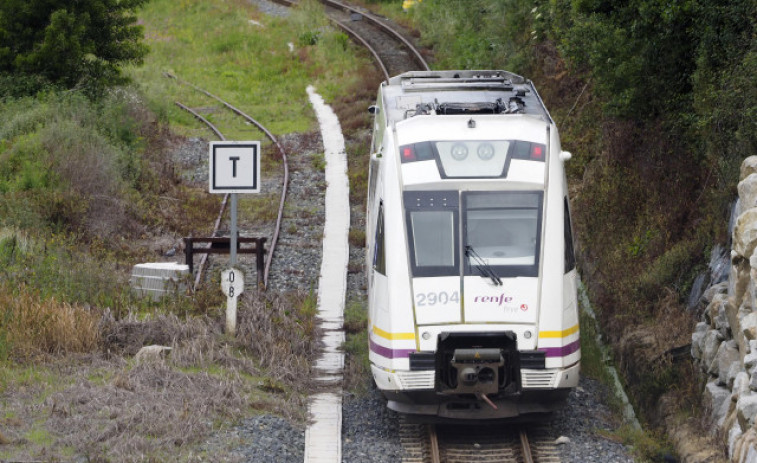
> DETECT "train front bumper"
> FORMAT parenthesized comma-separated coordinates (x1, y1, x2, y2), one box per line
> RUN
(371, 362, 580, 420)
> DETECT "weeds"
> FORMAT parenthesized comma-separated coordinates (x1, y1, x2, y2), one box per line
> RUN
(343, 297, 370, 393)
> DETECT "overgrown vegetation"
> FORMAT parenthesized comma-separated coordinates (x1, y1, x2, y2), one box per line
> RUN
(0, 0, 369, 459)
(394, 0, 755, 456)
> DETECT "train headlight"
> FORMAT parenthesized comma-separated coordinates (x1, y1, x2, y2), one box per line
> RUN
(422, 331, 431, 340)
(477, 143, 495, 160)
(451, 143, 468, 160)
(523, 330, 532, 339)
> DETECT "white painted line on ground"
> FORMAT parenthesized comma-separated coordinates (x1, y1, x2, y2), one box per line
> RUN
(304, 85, 350, 463)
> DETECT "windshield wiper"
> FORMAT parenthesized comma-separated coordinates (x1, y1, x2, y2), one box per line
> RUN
(465, 245, 502, 286)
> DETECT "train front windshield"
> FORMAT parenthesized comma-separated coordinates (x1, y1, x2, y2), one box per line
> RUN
(405, 191, 542, 278)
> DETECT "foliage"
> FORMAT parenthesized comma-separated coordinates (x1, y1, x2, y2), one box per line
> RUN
(0, 0, 149, 96)
(409, 0, 538, 73)
(0, 90, 160, 239)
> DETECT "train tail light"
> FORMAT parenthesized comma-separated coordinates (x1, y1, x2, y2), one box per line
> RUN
(530, 143, 545, 160)
(401, 145, 416, 162)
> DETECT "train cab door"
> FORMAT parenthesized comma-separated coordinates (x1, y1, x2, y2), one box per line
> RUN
(461, 191, 542, 325)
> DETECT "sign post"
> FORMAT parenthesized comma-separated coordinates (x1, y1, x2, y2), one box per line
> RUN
(221, 268, 244, 335)
(209, 141, 261, 335)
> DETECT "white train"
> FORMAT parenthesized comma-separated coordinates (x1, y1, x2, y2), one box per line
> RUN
(365, 70, 580, 420)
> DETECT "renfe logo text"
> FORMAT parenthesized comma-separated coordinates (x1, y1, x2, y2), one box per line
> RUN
(473, 294, 513, 305)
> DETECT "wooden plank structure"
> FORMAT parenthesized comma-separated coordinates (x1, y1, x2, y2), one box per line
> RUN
(183, 237, 266, 285)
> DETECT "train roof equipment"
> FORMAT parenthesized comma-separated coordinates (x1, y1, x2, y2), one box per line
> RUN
(376, 70, 553, 126)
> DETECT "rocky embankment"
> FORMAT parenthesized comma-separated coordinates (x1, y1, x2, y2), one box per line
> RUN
(692, 156, 757, 461)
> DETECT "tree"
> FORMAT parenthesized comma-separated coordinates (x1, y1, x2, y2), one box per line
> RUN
(0, 0, 149, 95)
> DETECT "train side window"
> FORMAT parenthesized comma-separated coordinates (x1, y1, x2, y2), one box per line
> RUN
(373, 203, 386, 275)
(564, 197, 576, 272)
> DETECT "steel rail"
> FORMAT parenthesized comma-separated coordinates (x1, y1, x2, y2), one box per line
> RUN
(173, 101, 230, 291)
(269, 0, 426, 76)
(169, 74, 289, 289)
(334, 19, 390, 81)
(320, 0, 430, 71)
(427, 424, 441, 463)
(520, 429, 535, 463)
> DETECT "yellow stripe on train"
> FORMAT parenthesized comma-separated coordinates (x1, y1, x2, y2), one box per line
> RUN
(372, 325, 416, 341)
(538, 324, 579, 339)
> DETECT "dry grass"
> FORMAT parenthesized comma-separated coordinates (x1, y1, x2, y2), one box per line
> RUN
(0, 285, 101, 361)
(0, 289, 321, 462)
(236, 290, 321, 389)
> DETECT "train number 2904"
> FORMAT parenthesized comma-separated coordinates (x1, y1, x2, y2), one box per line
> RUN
(415, 291, 460, 307)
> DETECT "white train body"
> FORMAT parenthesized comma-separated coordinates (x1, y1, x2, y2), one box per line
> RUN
(366, 71, 580, 420)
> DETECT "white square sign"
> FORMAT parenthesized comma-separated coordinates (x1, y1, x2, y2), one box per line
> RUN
(209, 141, 261, 193)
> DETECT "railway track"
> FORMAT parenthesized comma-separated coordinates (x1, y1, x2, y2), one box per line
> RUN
(401, 420, 562, 463)
(170, 74, 290, 291)
(272, 0, 429, 79)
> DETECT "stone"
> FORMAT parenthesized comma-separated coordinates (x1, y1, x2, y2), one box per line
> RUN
(134, 345, 172, 363)
(717, 302, 732, 338)
(703, 281, 729, 306)
(707, 293, 728, 327)
(743, 313, 757, 341)
(714, 340, 740, 384)
(732, 428, 757, 463)
(730, 423, 745, 461)
(692, 324, 708, 360)
(703, 330, 725, 373)
(737, 394, 757, 430)
(738, 174, 757, 211)
(706, 380, 734, 430)
(749, 370, 757, 392)
(745, 352, 757, 371)
(735, 371, 751, 399)
(733, 208, 757, 271)
(741, 156, 757, 182)
(554, 436, 570, 445)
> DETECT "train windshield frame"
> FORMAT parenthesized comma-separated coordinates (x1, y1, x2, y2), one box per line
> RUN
(403, 191, 542, 278)
(404, 191, 460, 277)
(463, 191, 543, 278)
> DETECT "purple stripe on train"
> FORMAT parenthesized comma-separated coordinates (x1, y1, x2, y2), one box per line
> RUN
(539, 339, 580, 358)
(369, 338, 580, 360)
(369, 339, 415, 359)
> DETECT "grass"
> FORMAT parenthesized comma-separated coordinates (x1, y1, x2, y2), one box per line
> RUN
(0, 0, 374, 460)
(343, 296, 370, 393)
(129, 0, 368, 140)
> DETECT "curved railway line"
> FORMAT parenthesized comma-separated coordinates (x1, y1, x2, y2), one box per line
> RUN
(272, 0, 429, 78)
(171, 2, 574, 461)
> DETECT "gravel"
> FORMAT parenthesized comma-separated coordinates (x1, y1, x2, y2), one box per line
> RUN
(181, 4, 637, 461)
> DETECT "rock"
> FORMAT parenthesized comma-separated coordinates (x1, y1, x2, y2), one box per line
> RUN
(714, 341, 740, 384)
(736, 394, 757, 430)
(717, 302, 732, 338)
(703, 282, 729, 307)
(741, 156, 757, 182)
(707, 294, 728, 327)
(134, 345, 172, 363)
(735, 371, 750, 399)
(705, 380, 733, 430)
(703, 330, 724, 373)
(750, 370, 757, 392)
(729, 423, 745, 461)
(744, 313, 757, 342)
(738, 174, 757, 211)
(745, 352, 757, 371)
(733, 208, 757, 274)
(692, 322, 709, 360)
